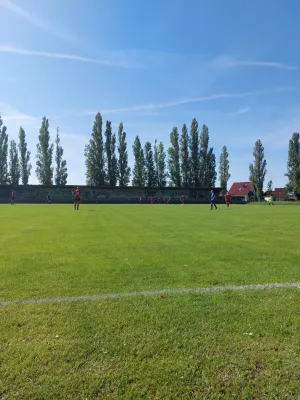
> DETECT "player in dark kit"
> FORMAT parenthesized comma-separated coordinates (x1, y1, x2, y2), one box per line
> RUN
(73, 187, 81, 210)
(210, 190, 217, 210)
(225, 192, 230, 207)
(181, 195, 185, 205)
(11, 189, 16, 205)
(46, 192, 52, 204)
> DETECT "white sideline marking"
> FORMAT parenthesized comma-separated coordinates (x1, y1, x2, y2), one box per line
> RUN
(0, 282, 300, 307)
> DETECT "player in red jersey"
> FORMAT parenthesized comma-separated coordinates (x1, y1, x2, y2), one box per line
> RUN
(181, 195, 185, 205)
(11, 189, 16, 205)
(225, 192, 231, 207)
(73, 187, 81, 210)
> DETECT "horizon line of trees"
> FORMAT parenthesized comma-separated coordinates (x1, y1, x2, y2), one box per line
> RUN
(1, 112, 300, 197)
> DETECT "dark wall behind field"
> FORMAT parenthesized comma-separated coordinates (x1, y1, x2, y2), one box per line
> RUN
(0, 186, 223, 204)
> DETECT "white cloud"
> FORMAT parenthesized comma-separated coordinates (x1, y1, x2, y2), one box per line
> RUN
(227, 107, 250, 116)
(86, 91, 260, 115)
(0, 0, 79, 45)
(84, 86, 299, 116)
(0, 45, 137, 68)
(0, 102, 40, 122)
(213, 56, 297, 71)
(236, 107, 250, 115)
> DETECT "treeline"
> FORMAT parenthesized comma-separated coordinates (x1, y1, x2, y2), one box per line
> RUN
(0, 112, 300, 196)
(84, 112, 230, 189)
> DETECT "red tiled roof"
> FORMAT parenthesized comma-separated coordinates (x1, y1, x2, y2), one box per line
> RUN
(228, 182, 253, 196)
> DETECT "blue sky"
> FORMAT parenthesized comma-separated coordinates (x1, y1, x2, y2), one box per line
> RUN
(1, 0, 300, 188)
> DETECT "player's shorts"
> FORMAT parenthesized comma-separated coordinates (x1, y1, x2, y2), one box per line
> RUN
(74, 198, 80, 203)
(12, 197, 15, 200)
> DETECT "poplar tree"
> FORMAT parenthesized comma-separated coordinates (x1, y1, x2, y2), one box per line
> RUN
(9, 139, 20, 186)
(132, 136, 145, 186)
(36, 117, 53, 185)
(0, 115, 8, 184)
(84, 112, 106, 186)
(168, 127, 181, 186)
(18, 127, 32, 185)
(54, 127, 68, 186)
(117, 123, 131, 186)
(219, 145, 230, 190)
(249, 139, 267, 197)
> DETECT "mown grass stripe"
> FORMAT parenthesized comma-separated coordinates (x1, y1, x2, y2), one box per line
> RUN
(1, 281, 299, 307)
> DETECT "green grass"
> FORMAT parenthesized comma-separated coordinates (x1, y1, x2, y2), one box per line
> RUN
(0, 204, 300, 399)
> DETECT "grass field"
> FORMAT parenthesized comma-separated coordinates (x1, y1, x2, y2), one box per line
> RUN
(1, 203, 300, 399)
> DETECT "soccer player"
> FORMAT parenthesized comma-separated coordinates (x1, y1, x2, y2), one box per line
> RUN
(46, 192, 52, 204)
(11, 189, 16, 205)
(210, 190, 217, 210)
(225, 192, 231, 207)
(139, 196, 143, 204)
(268, 195, 274, 206)
(73, 187, 81, 210)
(181, 195, 185, 205)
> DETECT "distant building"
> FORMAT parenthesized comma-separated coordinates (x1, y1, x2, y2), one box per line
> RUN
(228, 182, 258, 203)
(270, 188, 288, 201)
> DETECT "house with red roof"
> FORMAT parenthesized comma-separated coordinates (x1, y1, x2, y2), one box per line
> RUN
(228, 182, 258, 203)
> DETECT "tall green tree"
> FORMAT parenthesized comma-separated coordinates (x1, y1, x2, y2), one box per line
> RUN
(189, 118, 199, 187)
(199, 124, 209, 186)
(110, 133, 118, 186)
(105, 121, 118, 186)
(206, 147, 217, 187)
(249, 139, 267, 197)
(219, 145, 231, 190)
(117, 123, 131, 186)
(84, 112, 106, 186)
(0, 115, 8, 184)
(18, 127, 31, 185)
(8, 139, 20, 186)
(36, 117, 54, 185)
(154, 140, 167, 188)
(144, 141, 155, 187)
(132, 136, 145, 186)
(180, 124, 190, 187)
(286, 132, 300, 198)
(267, 180, 273, 194)
(168, 127, 181, 187)
(54, 127, 68, 186)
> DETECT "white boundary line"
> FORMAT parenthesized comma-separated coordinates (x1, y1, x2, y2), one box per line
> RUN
(0, 282, 299, 307)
